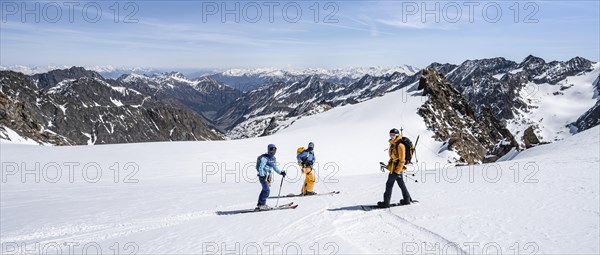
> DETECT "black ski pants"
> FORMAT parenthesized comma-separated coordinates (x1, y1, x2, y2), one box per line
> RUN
(383, 172, 411, 203)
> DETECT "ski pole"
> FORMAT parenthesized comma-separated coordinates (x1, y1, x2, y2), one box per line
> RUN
(275, 176, 284, 207)
(414, 136, 420, 163)
(404, 173, 418, 183)
(415, 150, 418, 163)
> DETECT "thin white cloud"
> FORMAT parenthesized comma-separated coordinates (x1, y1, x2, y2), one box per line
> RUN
(377, 18, 430, 30)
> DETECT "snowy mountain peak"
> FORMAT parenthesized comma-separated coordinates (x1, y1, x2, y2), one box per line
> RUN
(519, 55, 547, 70)
(149, 72, 198, 88)
(153, 71, 186, 79)
(565, 56, 595, 70)
(121, 73, 152, 83)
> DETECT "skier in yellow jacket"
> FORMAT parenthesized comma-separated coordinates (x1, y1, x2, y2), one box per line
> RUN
(377, 128, 413, 208)
(297, 142, 316, 196)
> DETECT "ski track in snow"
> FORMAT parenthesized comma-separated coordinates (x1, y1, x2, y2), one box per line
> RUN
(2, 210, 216, 249)
(3, 182, 466, 254)
(264, 181, 467, 254)
(384, 210, 469, 254)
(330, 209, 468, 254)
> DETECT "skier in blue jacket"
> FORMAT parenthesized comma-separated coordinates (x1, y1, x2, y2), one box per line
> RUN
(256, 144, 286, 210)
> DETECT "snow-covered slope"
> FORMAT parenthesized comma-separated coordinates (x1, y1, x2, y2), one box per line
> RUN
(507, 62, 600, 142)
(0, 126, 45, 145)
(2, 82, 598, 253)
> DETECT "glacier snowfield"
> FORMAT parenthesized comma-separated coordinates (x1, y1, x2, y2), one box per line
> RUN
(1, 127, 598, 254)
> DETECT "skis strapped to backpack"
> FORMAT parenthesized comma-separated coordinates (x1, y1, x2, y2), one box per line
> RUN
(399, 137, 414, 164)
(397, 134, 420, 165)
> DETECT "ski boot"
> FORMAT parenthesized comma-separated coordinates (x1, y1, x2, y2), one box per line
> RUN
(377, 201, 390, 208)
(400, 199, 412, 205)
(255, 204, 272, 211)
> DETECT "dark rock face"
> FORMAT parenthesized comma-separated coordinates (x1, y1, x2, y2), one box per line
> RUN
(523, 126, 541, 148)
(417, 68, 518, 164)
(33, 66, 103, 90)
(569, 74, 600, 132)
(0, 71, 71, 145)
(569, 101, 600, 133)
(430, 57, 522, 120)
(0, 69, 222, 145)
(260, 117, 278, 137)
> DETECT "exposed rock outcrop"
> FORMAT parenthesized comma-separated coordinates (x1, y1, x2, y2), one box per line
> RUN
(417, 67, 518, 163)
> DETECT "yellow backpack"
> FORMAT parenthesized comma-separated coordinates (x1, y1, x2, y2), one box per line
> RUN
(296, 147, 305, 155)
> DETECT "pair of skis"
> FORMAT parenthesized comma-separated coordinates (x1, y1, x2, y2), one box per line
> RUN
(270, 191, 341, 198)
(360, 200, 419, 211)
(218, 191, 341, 215)
(216, 202, 298, 215)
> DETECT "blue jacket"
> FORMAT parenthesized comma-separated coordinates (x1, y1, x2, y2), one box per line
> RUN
(297, 151, 316, 166)
(258, 155, 282, 177)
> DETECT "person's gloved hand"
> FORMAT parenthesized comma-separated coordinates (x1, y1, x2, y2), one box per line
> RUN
(379, 162, 387, 172)
(281, 171, 287, 178)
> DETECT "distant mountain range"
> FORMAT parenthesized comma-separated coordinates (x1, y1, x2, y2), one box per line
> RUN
(0, 65, 158, 79)
(1, 56, 598, 164)
(1, 65, 420, 91)
(204, 66, 419, 91)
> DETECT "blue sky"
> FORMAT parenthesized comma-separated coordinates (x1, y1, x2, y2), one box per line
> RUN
(1, 0, 598, 69)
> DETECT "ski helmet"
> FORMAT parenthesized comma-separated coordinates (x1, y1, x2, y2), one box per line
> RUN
(389, 128, 400, 135)
(267, 144, 277, 156)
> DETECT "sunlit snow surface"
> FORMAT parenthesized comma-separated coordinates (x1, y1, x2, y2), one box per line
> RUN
(1, 83, 598, 254)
